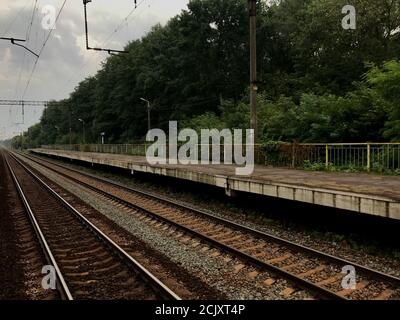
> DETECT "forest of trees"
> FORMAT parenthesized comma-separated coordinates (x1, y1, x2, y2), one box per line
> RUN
(8, 0, 400, 148)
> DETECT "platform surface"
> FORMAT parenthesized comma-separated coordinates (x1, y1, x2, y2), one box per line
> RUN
(30, 148, 400, 220)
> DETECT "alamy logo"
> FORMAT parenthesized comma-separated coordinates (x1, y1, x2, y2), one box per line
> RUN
(342, 5, 356, 30)
(41, 5, 57, 30)
(41, 265, 56, 290)
(146, 121, 255, 176)
(341, 265, 357, 290)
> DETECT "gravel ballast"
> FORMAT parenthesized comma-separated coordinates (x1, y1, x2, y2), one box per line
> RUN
(40, 155, 400, 279)
(24, 157, 311, 300)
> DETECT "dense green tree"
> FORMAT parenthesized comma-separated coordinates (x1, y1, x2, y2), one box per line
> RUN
(366, 61, 400, 140)
(13, 0, 400, 148)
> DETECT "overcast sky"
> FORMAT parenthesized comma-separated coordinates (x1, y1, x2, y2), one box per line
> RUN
(0, 0, 189, 139)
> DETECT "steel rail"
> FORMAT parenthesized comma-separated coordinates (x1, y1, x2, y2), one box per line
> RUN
(15, 153, 353, 300)
(8, 151, 181, 301)
(22, 151, 400, 287)
(4, 154, 73, 300)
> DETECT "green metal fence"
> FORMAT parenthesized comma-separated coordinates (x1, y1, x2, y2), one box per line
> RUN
(41, 142, 400, 172)
(255, 143, 400, 172)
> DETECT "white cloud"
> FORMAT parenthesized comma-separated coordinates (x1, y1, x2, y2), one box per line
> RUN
(0, 0, 189, 139)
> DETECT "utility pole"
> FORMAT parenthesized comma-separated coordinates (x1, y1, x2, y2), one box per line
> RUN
(249, 0, 258, 142)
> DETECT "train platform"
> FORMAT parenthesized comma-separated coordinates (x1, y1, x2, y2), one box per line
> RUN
(30, 148, 400, 220)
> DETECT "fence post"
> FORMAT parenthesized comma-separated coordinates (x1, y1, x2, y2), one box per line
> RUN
(325, 144, 329, 168)
(367, 143, 371, 172)
(291, 143, 295, 168)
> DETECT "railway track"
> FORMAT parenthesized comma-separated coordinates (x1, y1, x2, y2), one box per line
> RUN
(15, 151, 400, 300)
(0, 152, 57, 300)
(4, 151, 180, 300)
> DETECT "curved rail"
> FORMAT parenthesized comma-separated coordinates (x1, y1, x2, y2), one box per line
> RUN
(18, 151, 400, 300)
(7, 151, 181, 300)
(23, 151, 400, 286)
(16, 152, 351, 299)
(4, 154, 73, 300)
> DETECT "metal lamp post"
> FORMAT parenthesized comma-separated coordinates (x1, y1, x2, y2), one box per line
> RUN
(140, 98, 151, 132)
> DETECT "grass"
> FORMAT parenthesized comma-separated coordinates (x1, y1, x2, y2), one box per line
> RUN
(302, 160, 400, 175)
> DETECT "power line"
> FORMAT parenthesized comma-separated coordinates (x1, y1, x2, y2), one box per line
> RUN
(22, 0, 68, 99)
(0, 1, 40, 58)
(14, 2, 39, 99)
(26, 0, 38, 41)
(55, 0, 152, 98)
(82, 0, 148, 54)
(0, 0, 31, 37)
(102, 0, 148, 44)
(0, 37, 39, 57)
(0, 100, 49, 106)
(83, 0, 129, 54)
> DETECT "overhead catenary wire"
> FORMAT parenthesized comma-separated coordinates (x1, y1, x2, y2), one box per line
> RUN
(0, 0, 31, 37)
(5, 0, 152, 113)
(83, 0, 146, 54)
(22, 0, 68, 99)
(103, 0, 148, 44)
(0, 100, 53, 107)
(0, 37, 39, 57)
(83, 0, 128, 54)
(14, 2, 39, 100)
(3, 0, 46, 117)
(13, 1, 41, 124)
(26, 0, 38, 41)
(14, 43, 28, 99)
(0, 1, 39, 58)
(55, 0, 152, 98)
